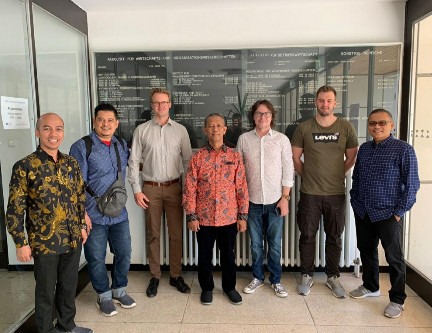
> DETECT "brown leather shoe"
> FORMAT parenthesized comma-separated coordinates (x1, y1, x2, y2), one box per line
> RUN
(170, 276, 191, 293)
(146, 277, 159, 298)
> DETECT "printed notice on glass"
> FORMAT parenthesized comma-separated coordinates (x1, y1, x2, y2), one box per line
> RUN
(1, 96, 30, 129)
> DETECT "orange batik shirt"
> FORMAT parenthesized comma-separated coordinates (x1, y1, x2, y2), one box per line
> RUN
(183, 144, 249, 226)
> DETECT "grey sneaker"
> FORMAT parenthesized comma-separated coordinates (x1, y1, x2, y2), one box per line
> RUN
(349, 285, 380, 299)
(243, 278, 264, 294)
(326, 276, 347, 299)
(97, 298, 118, 317)
(384, 301, 404, 318)
(297, 274, 314, 296)
(113, 293, 136, 308)
(56, 327, 93, 333)
(271, 283, 288, 298)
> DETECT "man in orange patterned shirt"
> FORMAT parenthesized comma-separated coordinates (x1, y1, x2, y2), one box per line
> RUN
(183, 113, 249, 306)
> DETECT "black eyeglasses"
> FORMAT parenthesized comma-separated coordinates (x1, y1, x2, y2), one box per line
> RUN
(255, 111, 272, 118)
(368, 120, 390, 127)
(151, 101, 170, 107)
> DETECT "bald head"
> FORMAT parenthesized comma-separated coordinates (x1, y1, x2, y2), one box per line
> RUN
(36, 113, 64, 130)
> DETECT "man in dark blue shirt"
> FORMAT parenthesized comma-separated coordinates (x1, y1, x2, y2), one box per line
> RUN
(349, 108, 420, 319)
(70, 104, 135, 317)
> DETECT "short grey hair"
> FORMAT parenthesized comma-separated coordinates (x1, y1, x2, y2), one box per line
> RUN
(204, 113, 226, 127)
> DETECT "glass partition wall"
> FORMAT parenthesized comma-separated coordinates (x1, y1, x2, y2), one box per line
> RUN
(0, 0, 90, 332)
(0, 1, 37, 331)
(406, 13, 432, 282)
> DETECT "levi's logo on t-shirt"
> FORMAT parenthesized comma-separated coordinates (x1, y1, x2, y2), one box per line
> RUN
(312, 132, 340, 143)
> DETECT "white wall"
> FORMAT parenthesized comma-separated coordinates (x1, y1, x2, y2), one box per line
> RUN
(87, 1, 406, 52)
(86, 0, 407, 265)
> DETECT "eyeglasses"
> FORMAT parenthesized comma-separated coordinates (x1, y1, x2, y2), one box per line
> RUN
(368, 120, 391, 127)
(151, 101, 170, 107)
(255, 111, 272, 118)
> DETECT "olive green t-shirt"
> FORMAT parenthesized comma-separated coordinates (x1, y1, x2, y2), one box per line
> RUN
(291, 117, 358, 195)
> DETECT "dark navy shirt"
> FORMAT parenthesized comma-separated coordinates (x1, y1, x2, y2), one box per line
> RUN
(350, 135, 420, 222)
(70, 131, 129, 225)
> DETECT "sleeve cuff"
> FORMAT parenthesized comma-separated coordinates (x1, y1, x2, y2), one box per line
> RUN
(15, 238, 28, 248)
(186, 214, 199, 223)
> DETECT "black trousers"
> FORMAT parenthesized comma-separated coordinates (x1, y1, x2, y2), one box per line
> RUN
(297, 193, 346, 277)
(33, 245, 81, 333)
(354, 213, 406, 304)
(197, 223, 237, 293)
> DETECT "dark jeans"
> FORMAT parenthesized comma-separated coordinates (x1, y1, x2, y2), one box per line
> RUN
(33, 245, 81, 333)
(248, 202, 283, 284)
(297, 193, 346, 277)
(354, 213, 406, 304)
(84, 220, 132, 300)
(197, 223, 237, 292)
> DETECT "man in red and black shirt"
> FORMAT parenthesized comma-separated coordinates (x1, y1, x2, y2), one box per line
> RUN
(183, 113, 249, 306)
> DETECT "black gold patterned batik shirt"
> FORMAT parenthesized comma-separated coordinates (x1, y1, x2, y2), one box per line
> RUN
(6, 146, 86, 256)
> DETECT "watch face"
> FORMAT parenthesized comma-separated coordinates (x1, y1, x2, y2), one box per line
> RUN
(81, 225, 87, 230)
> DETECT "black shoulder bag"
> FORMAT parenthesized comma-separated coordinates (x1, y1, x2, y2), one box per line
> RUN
(85, 142, 128, 217)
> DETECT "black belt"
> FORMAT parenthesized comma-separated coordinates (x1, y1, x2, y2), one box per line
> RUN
(144, 178, 180, 187)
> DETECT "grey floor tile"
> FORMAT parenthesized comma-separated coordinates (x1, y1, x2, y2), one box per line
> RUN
(180, 323, 317, 333)
(305, 292, 432, 328)
(317, 327, 432, 333)
(76, 322, 181, 333)
(0, 293, 34, 324)
(75, 291, 188, 323)
(183, 290, 314, 325)
(4, 271, 430, 333)
(0, 271, 35, 294)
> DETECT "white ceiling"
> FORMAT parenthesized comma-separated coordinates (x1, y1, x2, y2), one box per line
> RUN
(71, 0, 403, 13)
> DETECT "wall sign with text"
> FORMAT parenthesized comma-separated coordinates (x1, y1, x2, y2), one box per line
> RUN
(95, 45, 401, 147)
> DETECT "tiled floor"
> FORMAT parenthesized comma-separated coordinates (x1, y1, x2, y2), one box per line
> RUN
(73, 271, 432, 333)
(0, 270, 35, 333)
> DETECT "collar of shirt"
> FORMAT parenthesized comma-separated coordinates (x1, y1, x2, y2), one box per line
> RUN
(91, 131, 123, 145)
(152, 117, 173, 126)
(204, 143, 228, 152)
(253, 128, 274, 137)
(36, 145, 63, 162)
(371, 134, 394, 148)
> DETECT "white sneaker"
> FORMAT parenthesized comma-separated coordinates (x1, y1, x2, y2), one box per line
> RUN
(271, 283, 288, 298)
(243, 278, 264, 294)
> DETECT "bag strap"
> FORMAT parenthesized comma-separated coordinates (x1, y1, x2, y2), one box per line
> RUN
(85, 138, 124, 197)
(82, 135, 93, 160)
(113, 142, 124, 182)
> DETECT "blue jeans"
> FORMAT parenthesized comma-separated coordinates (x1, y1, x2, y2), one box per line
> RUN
(84, 220, 132, 301)
(248, 202, 283, 284)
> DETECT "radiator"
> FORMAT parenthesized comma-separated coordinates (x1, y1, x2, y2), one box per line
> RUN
(143, 175, 358, 269)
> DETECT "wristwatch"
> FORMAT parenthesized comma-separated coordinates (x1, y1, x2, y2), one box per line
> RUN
(281, 194, 290, 201)
(81, 224, 87, 230)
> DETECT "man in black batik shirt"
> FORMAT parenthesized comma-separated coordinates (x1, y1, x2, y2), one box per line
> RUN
(6, 113, 92, 333)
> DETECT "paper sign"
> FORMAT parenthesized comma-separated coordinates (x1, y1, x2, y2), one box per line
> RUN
(1, 96, 30, 129)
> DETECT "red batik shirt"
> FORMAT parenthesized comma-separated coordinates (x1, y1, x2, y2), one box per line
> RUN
(183, 144, 249, 226)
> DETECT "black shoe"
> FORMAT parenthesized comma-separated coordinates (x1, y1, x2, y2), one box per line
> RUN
(200, 291, 213, 305)
(225, 289, 242, 305)
(146, 277, 159, 298)
(170, 276, 191, 293)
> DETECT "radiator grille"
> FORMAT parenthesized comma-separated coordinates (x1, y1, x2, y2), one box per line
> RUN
(143, 176, 358, 269)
